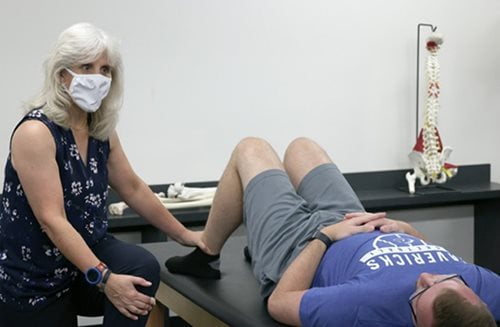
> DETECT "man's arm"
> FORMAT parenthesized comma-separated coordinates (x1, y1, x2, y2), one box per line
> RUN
(267, 240, 325, 326)
(267, 212, 386, 326)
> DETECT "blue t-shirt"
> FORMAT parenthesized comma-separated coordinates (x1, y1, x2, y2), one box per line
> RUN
(300, 231, 500, 326)
(0, 109, 110, 310)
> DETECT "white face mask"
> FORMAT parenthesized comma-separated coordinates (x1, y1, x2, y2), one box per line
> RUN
(65, 68, 112, 113)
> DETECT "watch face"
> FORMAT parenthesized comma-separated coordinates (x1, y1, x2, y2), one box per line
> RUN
(85, 267, 102, 284)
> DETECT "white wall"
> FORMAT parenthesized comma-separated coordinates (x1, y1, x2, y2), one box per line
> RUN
(1, 0, 499, 185)
(0, 0, 497, 264)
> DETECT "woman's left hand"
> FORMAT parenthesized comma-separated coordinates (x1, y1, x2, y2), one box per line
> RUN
(103, 273, 156, 320)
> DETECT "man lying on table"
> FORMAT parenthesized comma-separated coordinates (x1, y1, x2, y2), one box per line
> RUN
(166, 137, 500, 327)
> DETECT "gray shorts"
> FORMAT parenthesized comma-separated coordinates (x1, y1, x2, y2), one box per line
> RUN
(243, 163, 364, 297)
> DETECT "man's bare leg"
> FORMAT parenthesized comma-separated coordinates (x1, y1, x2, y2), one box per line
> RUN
(202, 137, 283, 254)
(165, 137, 283, 278)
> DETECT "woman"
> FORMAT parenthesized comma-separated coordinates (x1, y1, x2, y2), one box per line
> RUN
(0, 23, 205, 327)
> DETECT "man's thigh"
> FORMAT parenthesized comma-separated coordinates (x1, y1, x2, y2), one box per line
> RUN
(243, 169, 314, 296)
(297, 163, 364, 214)
(242, 166, 364, 297)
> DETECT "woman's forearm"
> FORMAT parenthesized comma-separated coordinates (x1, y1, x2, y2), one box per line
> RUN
(41, 218, 101, 272)
(120, 180, 187, 241)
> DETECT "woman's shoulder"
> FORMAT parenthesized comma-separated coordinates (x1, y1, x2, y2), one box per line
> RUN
(15, 118, 51, 135)
(12, 108, 57, 146)
(12, 119, 54, 149)
(9, 118, 57, 170)
(13, 107, 62, 141)
(16, 108, 52, 130)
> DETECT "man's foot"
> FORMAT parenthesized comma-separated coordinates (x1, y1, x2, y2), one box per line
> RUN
(165, 247, 221, 279)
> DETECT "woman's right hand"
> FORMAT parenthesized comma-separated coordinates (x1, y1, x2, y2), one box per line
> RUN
(175, 229, 210, 253)
(103, 272, 156, 320)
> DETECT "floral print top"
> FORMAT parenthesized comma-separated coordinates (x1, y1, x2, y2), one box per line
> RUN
(0, 108, 110, 310)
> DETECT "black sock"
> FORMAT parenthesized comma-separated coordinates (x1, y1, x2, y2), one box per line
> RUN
(165, 247, 221, 279)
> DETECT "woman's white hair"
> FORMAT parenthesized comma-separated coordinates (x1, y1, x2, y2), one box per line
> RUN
(29, 22, 123, 141)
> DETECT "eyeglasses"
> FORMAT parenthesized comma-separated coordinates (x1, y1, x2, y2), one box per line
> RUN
(408, 274, 468, 323)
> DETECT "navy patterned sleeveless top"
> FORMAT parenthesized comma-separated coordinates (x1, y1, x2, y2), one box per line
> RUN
(0, 108, 110, 310)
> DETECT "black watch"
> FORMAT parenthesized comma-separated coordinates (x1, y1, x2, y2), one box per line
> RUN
(85, 262, 108, 285)
(309, 230, 333, 248)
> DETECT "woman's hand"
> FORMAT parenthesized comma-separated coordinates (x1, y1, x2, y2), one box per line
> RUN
(103, 273, 156, 320)
(176, 229, 209, 252)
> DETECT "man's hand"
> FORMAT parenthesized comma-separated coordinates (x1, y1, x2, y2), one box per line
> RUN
(103, 273, 156, 320)
(321, 212, 387, 241)
(344, 212, 426, 240)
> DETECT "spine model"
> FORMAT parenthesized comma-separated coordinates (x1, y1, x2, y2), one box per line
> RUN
(423, 35, 442, 178)
(406, 33, 458, 194)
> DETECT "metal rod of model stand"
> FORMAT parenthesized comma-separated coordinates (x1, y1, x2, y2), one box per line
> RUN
(416, 23, 438, 140)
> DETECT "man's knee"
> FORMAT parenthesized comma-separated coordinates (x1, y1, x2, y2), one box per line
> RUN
(284, 137, 316, 160)
(234, 137, 273, 160)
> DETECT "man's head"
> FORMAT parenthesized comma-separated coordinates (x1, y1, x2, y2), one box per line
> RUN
(409, 273, 496, 327)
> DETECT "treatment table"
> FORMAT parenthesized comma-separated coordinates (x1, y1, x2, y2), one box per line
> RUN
(142, 236, 285, 327)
